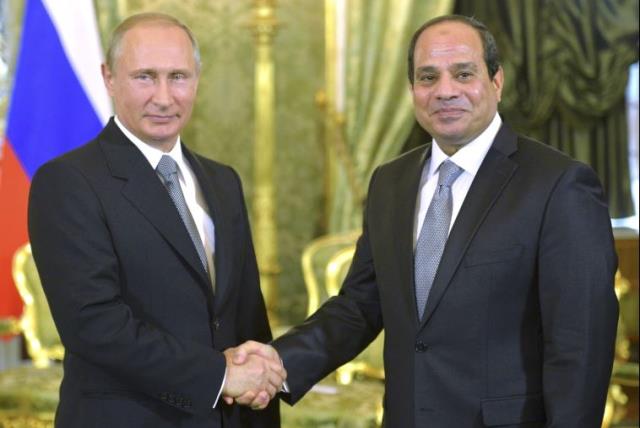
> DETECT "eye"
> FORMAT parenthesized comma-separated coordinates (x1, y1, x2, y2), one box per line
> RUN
(417, 73, 437, 84)
(171, 72, 188, 81)
(457, 71, 474, 80)
(134, 73, 153, 82)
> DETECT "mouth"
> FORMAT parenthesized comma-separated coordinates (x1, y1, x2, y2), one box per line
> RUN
(145, 114, 177, 123)
(432, 108, 467, 120)
(434, 107, 466, 114)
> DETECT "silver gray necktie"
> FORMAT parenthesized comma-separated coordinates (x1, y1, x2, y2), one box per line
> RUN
(414, 159, 464, 320)
(156, 155, 209, 274)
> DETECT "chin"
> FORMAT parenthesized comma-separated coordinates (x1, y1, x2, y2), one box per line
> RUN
(144, 126, 178, 139)
(433, 127, 465, 140)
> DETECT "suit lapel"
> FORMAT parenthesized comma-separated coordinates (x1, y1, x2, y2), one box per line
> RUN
(419, 125, 519, 329)
(183, 151, 233, 310)
(393, 146, 430, 327)
(99, 120, 211, 291)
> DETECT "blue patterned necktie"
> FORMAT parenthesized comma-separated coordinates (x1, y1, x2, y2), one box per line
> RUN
(156, 155, 209, 274)
(414, 159, 464, 320)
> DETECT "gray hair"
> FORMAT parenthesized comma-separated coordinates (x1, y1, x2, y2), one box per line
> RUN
(105, 12, 201, 73)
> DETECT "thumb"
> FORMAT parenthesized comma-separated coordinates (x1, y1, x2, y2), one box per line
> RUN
(232, 340, 270, 364)
(232, 347, 248, 364)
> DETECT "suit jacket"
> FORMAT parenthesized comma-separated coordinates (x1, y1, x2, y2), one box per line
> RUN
(273, 124, 618, 428)
(28, 118, 279, 428)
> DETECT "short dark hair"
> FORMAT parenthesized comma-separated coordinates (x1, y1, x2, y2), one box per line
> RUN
(105, 12, 201, 73)
(407, 14, 500, 85)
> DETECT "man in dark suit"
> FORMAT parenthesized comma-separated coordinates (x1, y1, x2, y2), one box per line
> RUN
(233, 14, 619, 427)
(28, 12, 283, 428)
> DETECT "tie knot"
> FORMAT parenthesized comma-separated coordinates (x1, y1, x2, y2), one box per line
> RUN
(437, 160, 463, 188)
(157, 155, 178, 181)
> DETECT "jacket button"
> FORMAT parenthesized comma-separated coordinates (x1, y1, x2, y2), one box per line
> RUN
(415, 341, 428, 353)
(212, 319, 220, 330)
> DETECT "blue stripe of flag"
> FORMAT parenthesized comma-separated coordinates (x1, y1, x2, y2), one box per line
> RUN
(6, 0, 104, 178)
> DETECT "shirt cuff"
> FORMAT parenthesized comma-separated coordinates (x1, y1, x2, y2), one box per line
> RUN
(280, 358, 289, 393)
(212, 368, 227, 408)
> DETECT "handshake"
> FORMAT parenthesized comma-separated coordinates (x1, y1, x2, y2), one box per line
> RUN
(221, 341, 286, 410)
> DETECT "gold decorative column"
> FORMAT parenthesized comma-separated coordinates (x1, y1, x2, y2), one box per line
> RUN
(249, 0, 280, 326)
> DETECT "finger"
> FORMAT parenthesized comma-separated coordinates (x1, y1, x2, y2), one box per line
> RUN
(265, 366, 285, 392)
(236, 341, 278, 363)
(267, 360, 286, 379)
(263, 353, 283, 369)
(263, 382, 277, 399)
(234, 390, 258, 406)
(223, 396, 234, 405)
(250, 390, 271, 410)
(242, 355, 283, 395)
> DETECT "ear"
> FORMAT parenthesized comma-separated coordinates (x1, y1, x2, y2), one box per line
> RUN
(492, 66, 504, 102)
(101, 63, 115, 96)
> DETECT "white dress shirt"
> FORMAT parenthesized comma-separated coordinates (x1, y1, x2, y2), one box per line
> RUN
(414, 113, 502, 246)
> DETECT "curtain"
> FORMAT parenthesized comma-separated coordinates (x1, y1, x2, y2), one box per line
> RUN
(456, 0, 639, 217)
(327, 0, 454, 233)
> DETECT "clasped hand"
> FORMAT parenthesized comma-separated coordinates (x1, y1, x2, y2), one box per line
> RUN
(222, 341, 286, 410)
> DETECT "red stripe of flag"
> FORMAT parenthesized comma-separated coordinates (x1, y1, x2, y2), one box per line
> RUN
(0, 138, 30, 319)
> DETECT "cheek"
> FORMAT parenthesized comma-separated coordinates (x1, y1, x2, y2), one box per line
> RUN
(467, 82, 497, 106)
(466, 86, 484, 103)
(173, 87, 198, 105)
(121, 85, 153, 105)
(412, 87, 431, 105)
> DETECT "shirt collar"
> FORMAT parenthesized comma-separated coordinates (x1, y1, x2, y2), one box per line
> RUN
(428, 112, 502, 179)
(114, 115, 185, 171)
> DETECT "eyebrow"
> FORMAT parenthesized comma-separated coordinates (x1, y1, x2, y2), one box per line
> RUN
(131, 68, 155, 74)
(415, 62, 479, 74)
(450, 62, 478, 72)
(129, 68, 193, 76)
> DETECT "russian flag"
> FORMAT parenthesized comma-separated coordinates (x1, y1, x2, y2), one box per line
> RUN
(0, 0, 111, 320)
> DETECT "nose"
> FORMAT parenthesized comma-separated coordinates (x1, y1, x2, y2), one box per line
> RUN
(152, 78, 172, 107)
(434, 75, 458, 100)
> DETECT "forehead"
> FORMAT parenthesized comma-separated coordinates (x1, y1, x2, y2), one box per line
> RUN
(118, 23, 195, 68)
(414, 21, 484, 65)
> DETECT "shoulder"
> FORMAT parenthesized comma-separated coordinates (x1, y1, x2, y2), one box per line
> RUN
(367, 144, 427, 186)
(512, 133, 598, 182)
(32, 138, 104, 185)
(378, 144, 427, 172)
(514, 134, 571, 166)
(497, 132, 607, 212)
(190, 152, 243, 187)
(191, 152, 235, 175)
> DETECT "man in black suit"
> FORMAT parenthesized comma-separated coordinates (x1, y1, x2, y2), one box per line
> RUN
(233, 14, 619, 427)
(28, 12, 283, 428)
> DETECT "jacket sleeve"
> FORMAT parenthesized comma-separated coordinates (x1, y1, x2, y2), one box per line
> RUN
(272, 168, 384, 405)
(537, 161, 618, 427)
